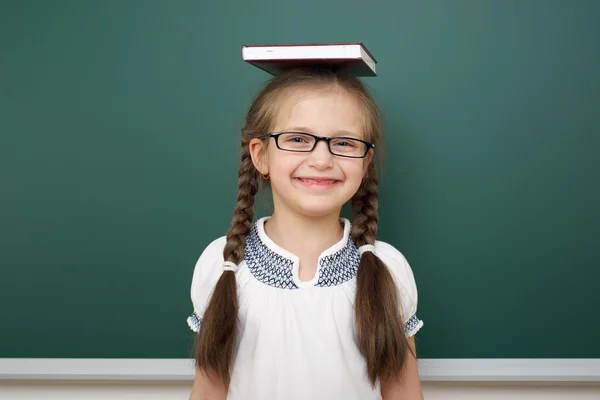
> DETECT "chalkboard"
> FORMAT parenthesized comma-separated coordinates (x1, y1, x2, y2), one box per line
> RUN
(1, 0, 598, 359)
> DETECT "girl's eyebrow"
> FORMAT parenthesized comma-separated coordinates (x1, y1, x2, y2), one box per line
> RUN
(283, 127, 361, 138)
(281, 126, 315, 134)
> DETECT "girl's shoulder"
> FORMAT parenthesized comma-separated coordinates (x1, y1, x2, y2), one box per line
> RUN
(372, 240, 424, 336)
(372, 240, 416, 288)
(190, 236, 228, 291)
(186, 236, 227, 332)
(185, 235, 423, 337)
(194, 235, 227, 262)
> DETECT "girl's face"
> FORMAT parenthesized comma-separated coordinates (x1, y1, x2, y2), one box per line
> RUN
(250, 89, 373, 219)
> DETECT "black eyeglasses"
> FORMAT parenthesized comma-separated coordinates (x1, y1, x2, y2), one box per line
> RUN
(262, 132, 374, 159)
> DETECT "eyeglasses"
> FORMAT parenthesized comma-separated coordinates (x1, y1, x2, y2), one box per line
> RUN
(262, 132, 374, 159)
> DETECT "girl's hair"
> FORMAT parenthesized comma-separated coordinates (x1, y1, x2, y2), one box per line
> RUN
(195, 67, 412, 388)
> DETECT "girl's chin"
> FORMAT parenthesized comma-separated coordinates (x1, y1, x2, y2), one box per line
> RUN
(292, 201, 346, 218)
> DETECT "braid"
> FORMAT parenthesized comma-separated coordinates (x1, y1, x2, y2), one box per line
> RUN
(195, 142, 258, 388)
(352, 163, 411, 386)
(223, 144, 259, 263)
(351, 163, 379, 246)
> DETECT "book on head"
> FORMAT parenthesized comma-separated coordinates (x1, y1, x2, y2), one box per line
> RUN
(241, 42, 377, 77)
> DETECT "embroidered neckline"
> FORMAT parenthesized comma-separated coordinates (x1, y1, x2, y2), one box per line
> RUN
(244, 217, 360, 289)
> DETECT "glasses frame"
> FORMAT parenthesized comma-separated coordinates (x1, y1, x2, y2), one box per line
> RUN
(261, 132, 375, 159)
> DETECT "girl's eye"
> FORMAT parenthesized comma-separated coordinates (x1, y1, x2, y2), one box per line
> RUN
(283, 134, 310, 143)
(333, 140, 357, 148)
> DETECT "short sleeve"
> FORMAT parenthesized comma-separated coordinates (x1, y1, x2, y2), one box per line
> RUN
(373, 240, 424, 337)
(186, 236, 227, 332)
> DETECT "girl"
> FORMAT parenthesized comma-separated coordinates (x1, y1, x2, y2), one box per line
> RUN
(187, 67, 424, 400)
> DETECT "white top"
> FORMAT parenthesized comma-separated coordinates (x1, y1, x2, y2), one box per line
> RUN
(187, 216, 423, 400)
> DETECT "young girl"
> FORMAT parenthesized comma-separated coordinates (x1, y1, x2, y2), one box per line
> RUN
(186, 67, 424, 399)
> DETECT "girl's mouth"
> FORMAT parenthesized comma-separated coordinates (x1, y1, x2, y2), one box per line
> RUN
(294, 177, 341, 189)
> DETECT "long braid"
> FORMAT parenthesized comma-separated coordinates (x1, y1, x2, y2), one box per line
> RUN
(351, 163, 379, 247)
(223, 143, 259, 263)
(195, 141, 258, 388)
(352, 163, 411, 385)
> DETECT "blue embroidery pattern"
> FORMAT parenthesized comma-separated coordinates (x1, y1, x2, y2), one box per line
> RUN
(187, 311, 201, 332)
(245, 221, 360, 289)
(404, 314, 422, 335)
(315, 240, 360, 287)
(245, 224, 299, 289)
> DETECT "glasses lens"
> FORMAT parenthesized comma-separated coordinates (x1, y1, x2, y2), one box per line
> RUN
(330, 137, 367, 157)
(278, 133, 316, 151)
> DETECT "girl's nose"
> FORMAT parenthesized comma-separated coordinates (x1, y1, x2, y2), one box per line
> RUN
(307, 140, 333, 169)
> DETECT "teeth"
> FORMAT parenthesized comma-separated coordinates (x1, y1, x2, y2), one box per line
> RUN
(300, 178, 337, 184)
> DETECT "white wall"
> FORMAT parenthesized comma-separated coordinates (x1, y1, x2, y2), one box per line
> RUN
(1, 381, 600, 400)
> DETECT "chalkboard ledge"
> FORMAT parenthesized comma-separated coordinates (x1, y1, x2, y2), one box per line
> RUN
(1, 359, 599, 382)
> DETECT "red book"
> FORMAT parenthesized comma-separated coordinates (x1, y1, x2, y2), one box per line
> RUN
(241, 42, 377, 77)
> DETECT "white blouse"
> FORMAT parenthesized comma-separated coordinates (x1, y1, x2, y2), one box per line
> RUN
(187, 216, 423, 400)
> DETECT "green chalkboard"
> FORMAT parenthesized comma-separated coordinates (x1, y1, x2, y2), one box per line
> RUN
(1, 0, 599, 359)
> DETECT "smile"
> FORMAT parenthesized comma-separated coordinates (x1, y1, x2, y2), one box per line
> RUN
(294, 177, 341, 189)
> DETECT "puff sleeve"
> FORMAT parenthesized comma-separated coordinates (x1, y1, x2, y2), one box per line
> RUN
(186, 236, 227, 332)
(373, 240, 424, 337)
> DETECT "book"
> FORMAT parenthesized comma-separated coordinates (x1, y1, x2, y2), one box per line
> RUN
(241, 42, 377, 77)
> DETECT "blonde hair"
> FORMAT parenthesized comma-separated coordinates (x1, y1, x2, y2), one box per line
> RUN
(195, 67, 411, 388)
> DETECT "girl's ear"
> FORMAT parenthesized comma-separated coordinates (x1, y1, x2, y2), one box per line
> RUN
(249, 138, 269, 176)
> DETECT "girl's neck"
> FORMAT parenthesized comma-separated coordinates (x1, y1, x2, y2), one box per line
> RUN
(263, 209, 344, 257)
